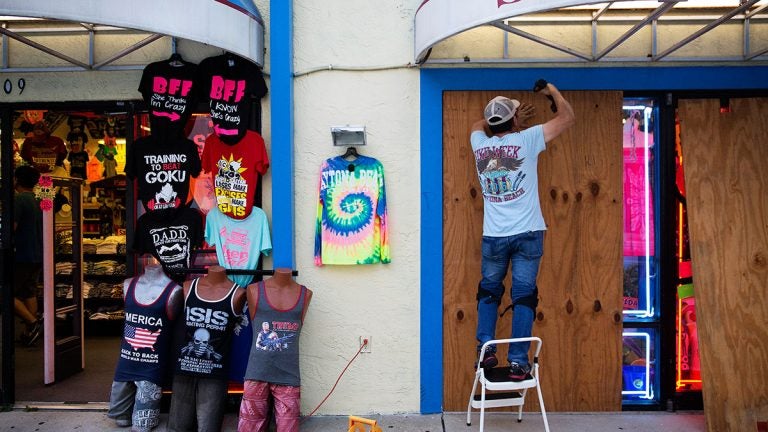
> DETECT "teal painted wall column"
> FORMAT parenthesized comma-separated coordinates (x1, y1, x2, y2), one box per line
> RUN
(270, 0, 295, 269)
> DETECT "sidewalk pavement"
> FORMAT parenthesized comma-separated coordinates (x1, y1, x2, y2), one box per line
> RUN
(0, 407, 706, 431)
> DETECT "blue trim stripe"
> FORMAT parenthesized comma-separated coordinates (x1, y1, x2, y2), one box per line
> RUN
(419, 65, 768, 414)
(420, 72, 444, 414)
(270, 1, 295, 269)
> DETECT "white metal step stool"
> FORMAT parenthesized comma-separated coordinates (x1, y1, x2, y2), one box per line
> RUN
(466, 337, 550, 432)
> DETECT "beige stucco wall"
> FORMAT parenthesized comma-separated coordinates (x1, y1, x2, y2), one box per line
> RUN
(289, 0, 421, 415)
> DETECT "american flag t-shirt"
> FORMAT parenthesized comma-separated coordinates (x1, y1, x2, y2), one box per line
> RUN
(125, 324, 160, 351)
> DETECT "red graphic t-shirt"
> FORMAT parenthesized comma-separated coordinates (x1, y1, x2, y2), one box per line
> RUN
(201, 130, 269, 219)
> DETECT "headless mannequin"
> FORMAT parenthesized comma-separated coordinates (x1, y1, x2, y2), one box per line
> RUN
(184, 265, 246, 312)
(239, 268, 311, 432)
(109, 256, 181, 429)
(247, 268, 312, 322)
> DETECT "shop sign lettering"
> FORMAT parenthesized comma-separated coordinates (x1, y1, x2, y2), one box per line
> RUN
(3, 78, 26, 95)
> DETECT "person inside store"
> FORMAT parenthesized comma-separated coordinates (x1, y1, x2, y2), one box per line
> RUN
(108, 255, 183, 430)
(12, 165, 44, 346)
(238, 268, 312, 432)
(20, 120, 67, 174)
(168, 265, 245, 432)
(470, 80, 575, 381)
(66, 129, 90, 179)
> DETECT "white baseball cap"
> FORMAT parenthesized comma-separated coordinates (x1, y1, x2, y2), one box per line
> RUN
(484, 96, 521, 126)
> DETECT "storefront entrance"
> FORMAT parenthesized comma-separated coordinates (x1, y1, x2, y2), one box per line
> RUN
(2, 103, 139, 403)
(438, 87, 768, 418)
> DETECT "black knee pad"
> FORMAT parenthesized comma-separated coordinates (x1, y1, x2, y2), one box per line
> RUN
(476, 283, 502, 306)
(513, 286, 539, 312)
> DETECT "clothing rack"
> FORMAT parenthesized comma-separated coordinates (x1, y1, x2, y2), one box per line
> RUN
(169, 268, 298, 276)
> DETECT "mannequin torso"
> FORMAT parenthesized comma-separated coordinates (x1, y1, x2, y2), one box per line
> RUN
(184, 265, 246, 312)
(125, 262, 182, 318)
(247, 268, 312, 321)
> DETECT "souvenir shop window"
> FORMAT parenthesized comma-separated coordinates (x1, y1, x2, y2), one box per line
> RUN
(674, 123, 701, 394)
(621, 100, 659, 321)
(622, 328, 659, 401)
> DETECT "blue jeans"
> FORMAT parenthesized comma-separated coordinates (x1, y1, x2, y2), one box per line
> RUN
(476, 230, 544, 366)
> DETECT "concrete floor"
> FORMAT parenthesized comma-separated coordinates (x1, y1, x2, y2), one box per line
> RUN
(0, 409, 706, 431)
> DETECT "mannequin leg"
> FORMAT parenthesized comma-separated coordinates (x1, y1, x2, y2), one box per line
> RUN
(272, 384, 301, 432)
(238, 380, 270, 432)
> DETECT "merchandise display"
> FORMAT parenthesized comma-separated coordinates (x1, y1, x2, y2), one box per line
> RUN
(168, 267, 246, 431)
(315, 154, 390, 266)
(108, 263, 181, 429)
(204, 206, 272, 287)
(125, 134, 202, 212)
(20, 121, 67, 173)
(138, 55, 198, 138)
(113, 264, 181, 383)
(239, 270, 312, 431)
(196, 52, 267, 140)
(133, 207, 204, 276)
(201, 130, 269, 219)
(9, 49, 274, 405)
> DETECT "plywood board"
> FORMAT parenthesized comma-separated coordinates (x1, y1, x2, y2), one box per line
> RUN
(443, 90, 624, 412)
(678, 98, 768, 432)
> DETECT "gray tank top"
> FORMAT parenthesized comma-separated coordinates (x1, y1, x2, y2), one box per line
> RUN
(244, 281, 306, 386)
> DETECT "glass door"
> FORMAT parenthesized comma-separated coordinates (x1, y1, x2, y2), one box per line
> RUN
(44, 178, 85, 383)
(621, 98, 661, 405)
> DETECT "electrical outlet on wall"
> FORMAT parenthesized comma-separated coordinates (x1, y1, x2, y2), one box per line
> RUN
(359, 336, 372, 353)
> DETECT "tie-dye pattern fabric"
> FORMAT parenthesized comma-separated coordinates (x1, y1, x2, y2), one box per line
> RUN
(314, 155, 390, 266)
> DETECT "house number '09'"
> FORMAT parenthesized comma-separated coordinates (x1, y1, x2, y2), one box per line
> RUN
(4, 78, 25, 95)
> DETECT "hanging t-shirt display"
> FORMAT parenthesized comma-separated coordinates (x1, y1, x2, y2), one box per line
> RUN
(196, 53, 267, 139)
(138, 58, 198, 137)
(204, 206, 272, 287)
(314, 155, 391, 266)
(21, 133, 67, 173)
(133, 207, 203, 275)
(125, 135, 202, 212)
(201, 130, 269, 220)
(67, 151, 89, 179)
(187, 116, 216, 214)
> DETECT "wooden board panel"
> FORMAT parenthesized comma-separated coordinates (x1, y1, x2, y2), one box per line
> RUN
(678, 98, 768, 432)
(443, 91, 624, 412)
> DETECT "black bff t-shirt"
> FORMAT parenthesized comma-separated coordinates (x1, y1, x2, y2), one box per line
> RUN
(133, 207, 203, 275)
(196, 53, 267, 139)
(125, 135, 201, 212)
(139, 60, 198, 137)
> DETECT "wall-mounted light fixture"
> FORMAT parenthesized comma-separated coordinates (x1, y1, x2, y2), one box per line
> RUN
(331, 125, 366, 147)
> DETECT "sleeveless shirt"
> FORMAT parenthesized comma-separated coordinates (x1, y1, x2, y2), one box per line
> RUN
(175, 277, 241, 380)
(244, 281, 307, 386)
(114, 275, 179, 385)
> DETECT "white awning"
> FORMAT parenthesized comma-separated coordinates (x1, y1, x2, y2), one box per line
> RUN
(415, 0, 622, 63)
(0, 0, 264, 67)
(414, 0, 768, 63)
